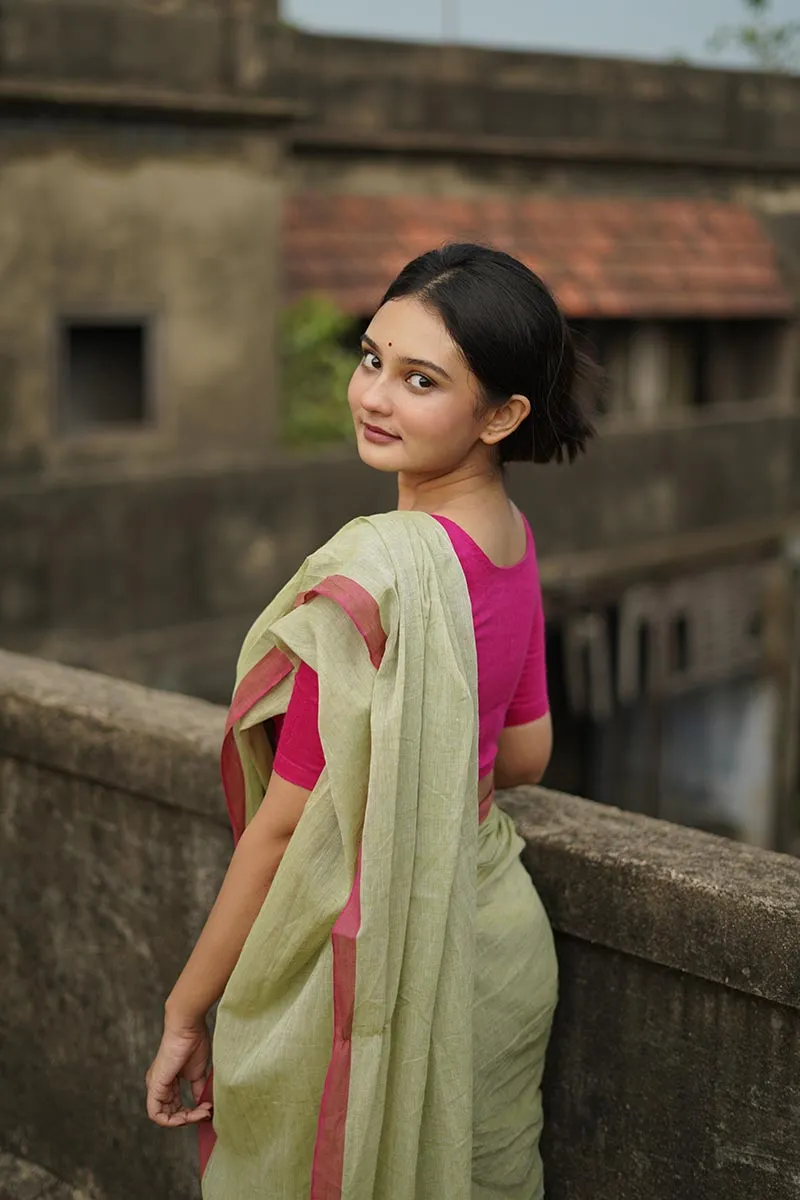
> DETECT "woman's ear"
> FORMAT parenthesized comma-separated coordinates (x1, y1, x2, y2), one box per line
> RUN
(480, 394, 531, 446)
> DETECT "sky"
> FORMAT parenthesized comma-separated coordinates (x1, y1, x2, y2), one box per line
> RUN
(282, 0, 799, 67)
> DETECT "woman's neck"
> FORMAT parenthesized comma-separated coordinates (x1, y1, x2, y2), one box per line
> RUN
(396, 460, 507, 518)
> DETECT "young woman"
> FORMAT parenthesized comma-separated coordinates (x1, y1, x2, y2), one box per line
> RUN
(145, 244, 594, 1198)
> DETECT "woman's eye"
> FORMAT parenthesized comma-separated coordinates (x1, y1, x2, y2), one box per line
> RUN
(361, 351, 381, 370)
(409, 373, 434, 390)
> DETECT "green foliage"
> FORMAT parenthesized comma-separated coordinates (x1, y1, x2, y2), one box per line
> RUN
(279, 296, 357, 449)
(708, 0, 800, 72)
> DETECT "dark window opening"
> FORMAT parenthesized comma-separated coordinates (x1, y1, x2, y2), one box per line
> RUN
(688, 322, 712, 408)
(672, 615, 690, 673)
(570, 317, 786, 414)
(59, 320, 149, 433)
(541, 626, 596, 798)
(748, 610, 763, 641)
(578, 644, 592, 711)
(637, 625, 651, 693)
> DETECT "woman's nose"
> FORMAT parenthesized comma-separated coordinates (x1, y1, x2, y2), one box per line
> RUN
(361, 378, 393, 414)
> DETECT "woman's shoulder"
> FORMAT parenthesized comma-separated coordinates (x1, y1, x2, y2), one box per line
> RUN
(432, 505, 536, 573)
(316, 511, 446, 554)
(303, 512, 448, 582)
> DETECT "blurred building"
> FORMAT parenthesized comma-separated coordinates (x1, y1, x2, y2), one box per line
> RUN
(0, 1, 798, 847)
(0, 0, 291, 476)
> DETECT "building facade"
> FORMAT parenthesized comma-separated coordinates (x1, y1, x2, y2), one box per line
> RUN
(0, 0, 290, 479)
(1, 2, 799, 847)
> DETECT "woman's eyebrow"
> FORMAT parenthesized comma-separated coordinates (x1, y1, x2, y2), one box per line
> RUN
(402, 356, 452, 382)
(361, 334, 452, 382)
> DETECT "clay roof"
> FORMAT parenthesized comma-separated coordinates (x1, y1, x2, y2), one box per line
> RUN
(285, 194, 793, 319)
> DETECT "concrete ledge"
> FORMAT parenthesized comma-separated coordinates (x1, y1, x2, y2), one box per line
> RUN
(501, 789, 800, 1009)
(3, 646, 799, 1005)
(292, 124, 800, 174)
(285, 29, 800, 173)
(0, 79, 306, 126)
(0, 649, 224, 822)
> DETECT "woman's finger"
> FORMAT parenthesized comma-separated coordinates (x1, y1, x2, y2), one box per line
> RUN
(146, 1062, 213, 1126)
(146, 1071, 180, 1122)
(183, 1102, 214, 1125)
(152, 1101, 213, 1128)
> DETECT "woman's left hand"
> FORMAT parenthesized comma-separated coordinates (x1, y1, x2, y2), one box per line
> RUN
(145, 1016, 213, 1128)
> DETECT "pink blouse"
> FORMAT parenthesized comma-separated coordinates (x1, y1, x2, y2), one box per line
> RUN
(272, 514, 548, 789)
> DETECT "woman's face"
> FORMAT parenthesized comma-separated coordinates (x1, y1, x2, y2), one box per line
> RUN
(348, 297, 493, 478)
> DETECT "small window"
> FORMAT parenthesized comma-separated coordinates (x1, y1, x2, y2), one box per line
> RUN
(59, 320, 149, 432)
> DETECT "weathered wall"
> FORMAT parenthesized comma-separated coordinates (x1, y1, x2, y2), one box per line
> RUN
(279, 32, 800, 314)
(1, 409, 798, 701)
(279, 32, 800, 167)
(0, 0, 279, 93)
(5, 10, 800, 228)
(501, 789, 800, 1199)
(3, 8, 799, 175)
(1, 649, 799, 1199)
(0, 120, 284, 475)
(0, 651, 227, 1200)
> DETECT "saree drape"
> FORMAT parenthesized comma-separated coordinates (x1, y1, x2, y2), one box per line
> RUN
(200, 512, 558, 1200)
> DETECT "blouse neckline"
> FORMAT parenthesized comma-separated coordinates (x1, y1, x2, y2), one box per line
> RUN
(432, 512, 532, 572)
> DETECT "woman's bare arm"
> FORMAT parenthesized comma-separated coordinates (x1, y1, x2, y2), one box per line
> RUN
(165, 772, 311, 1027)
(146, 770, 312, 1126)
(146, 772, 311, 1128)
(493, 712, 553, 790)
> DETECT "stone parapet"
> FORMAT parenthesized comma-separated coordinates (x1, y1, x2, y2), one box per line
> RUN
(1, 649, 799, 1197)
(281, 31, 800, 172)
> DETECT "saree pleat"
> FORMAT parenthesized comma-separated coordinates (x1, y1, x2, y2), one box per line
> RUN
(201, 512, 557, 1200)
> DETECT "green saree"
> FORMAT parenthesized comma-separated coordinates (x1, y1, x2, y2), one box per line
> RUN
(200, 511, 558, 1199)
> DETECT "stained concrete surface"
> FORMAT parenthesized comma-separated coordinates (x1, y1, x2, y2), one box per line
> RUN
(0, 1153, 83, 1200)
(3, 649, 800, 1199)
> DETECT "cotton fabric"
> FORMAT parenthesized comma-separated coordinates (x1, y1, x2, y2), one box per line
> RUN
(202, 511, 558, 1199)
(273, 512, 548, 790)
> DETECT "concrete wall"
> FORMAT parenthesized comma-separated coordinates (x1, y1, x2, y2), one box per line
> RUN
(0, 650, 227, 1200)
(1, 408, 798, 702)
(0, 119, 284, 476)
(2, 648, 799, 1199)
(279, 32, 800, 166)
(280, 31, 800, 325)
(3, 8, 799, 176)
(0, 0, 279, 94)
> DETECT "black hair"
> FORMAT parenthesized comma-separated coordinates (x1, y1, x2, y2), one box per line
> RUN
(379, 243, 596, 465)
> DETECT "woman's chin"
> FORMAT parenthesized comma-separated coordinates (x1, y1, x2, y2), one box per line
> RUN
(356, 438, 404, 473)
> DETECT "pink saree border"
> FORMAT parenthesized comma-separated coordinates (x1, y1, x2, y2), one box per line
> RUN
(219, 575, 385, 847)
(221, 646, 294, 846)
(310, 849, 363, 1199)
(201, 575, 386, 1190)
(300, 575, 387, 671)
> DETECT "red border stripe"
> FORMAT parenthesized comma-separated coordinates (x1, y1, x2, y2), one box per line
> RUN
(310, 851, 363, 1199)
(221, 646, 294, 845)
(197, 1073, 216, 1177)
(297, 575, 387, 670)
(202, 577, 385, 1186)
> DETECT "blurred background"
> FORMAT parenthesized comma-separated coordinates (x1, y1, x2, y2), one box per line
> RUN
(0, 0, 798, 850)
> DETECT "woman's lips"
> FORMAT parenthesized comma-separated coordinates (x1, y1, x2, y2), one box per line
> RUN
(362, 423, 401, 445)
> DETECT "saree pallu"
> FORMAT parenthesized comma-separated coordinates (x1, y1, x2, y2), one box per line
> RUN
(201, 512, 558, 1199)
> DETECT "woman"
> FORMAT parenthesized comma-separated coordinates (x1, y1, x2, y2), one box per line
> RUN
(145, 244, 594, 1198)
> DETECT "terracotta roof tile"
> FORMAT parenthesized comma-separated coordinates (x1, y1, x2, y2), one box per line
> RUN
(284, 194, 794, 320)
